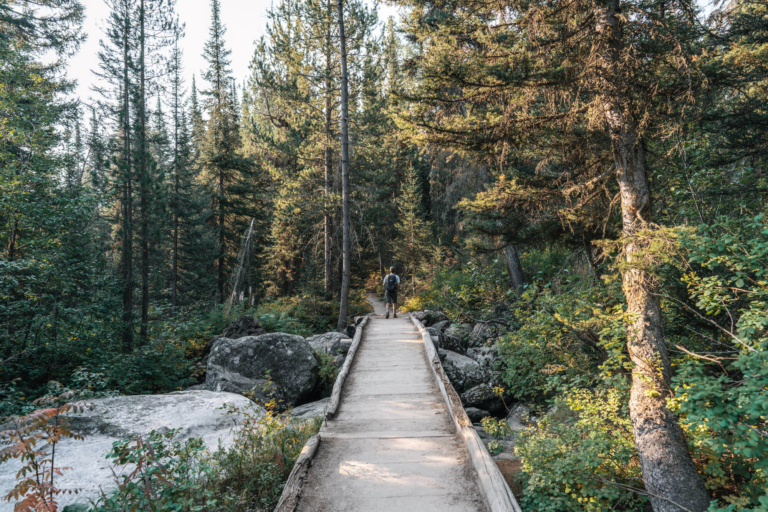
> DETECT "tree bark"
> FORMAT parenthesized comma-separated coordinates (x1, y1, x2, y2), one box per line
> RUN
(138, 0, 149, 343)
(121, 0, 134, 353)
(336, 0, 351, 333)
(324, 15, 333, 297)
(503, 245, 525, 296)
(596, 2, 709, 510)
(172, 68, 180, 311)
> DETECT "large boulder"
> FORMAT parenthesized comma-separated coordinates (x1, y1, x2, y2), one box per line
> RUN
(206, 333, 319, 407)
(203, 315, 266, 364)
(0, 391, 258, 512)
(461, 383, 506, 414)
(442, 351, 487, 393)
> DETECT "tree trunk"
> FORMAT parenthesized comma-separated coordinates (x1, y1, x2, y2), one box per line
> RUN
(503, 245, 525, 296)
(218, 171, 225, 304)
(138, 0, 149, 343)
(172, 104, 179, 311)
(121, 0, 134, 353)
(596, 2, 709, 510)
(336, 0, 351, 333)
(324, 22, 333, 297)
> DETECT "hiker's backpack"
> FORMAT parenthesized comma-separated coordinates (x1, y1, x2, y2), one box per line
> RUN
(385, 274, 398, 291)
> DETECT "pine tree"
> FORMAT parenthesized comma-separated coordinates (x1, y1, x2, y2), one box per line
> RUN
(199, 0, 254, 304)
(394, 168, 433, 297)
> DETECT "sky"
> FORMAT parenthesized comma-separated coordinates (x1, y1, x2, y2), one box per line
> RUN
(69, 0, 401, 104)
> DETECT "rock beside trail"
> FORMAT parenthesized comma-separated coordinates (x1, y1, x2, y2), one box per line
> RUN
(289, 397, 330, 421)
(307, 332, 351, 356)
(206, 333, 319, 407)
(465, 407, 491, 423)
(0, 391, 257, 512)
(441, 325, 472, 354)
(431, 320, 451, 332)
(415, 310, 450, 327)
(466, 346, 500, 369)
(442, 351, 487, 393)
(461, 383, 506, 414)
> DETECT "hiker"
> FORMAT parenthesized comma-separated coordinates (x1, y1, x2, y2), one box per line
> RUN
(383, 267, 400, 318)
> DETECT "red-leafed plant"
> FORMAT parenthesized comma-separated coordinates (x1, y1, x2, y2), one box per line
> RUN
(0, 388, 91, 512)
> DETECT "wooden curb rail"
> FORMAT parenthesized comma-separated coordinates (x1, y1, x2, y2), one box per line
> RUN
(410, 314, 523, 512)
(273, 315, 370, 512)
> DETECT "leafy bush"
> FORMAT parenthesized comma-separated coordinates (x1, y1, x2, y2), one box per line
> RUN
(92, 405, 322, 512)
(515, 388, 647, 512)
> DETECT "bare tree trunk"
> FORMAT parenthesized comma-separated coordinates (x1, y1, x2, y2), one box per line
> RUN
(503, 245, 525, 296)
(324, 21, 333, 297)
(336, 0, 351, 333)
(138, 0, 149, 343)
(218, 171, 225, 304)
(121, 0, 134, 353)
(596, 2, 709, 510)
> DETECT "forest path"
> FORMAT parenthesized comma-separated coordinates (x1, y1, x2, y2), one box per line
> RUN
(295, 297, 488, 511)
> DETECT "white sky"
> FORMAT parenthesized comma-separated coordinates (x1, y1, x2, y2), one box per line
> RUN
(70, 0, 402, 104)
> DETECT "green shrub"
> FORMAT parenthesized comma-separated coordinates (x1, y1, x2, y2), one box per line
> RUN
(92, 405, 322, 512)
(515, 387, 647, 512)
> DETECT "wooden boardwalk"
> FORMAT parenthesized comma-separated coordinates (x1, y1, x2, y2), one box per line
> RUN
(295, 299, 489, 511)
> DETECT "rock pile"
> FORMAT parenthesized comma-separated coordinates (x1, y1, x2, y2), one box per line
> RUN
(415, 309, 511, 421)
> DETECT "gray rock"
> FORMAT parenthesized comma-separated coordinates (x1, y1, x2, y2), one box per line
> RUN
(186, 383, 207, 391)
(289, 398, 330, 421)
(431, 320, 451, 332)
(506, 403, 535, 431)
(420, 310, 449, 327)
(461, 383, 506, 414)
(466, 346, 500, 369)
(465, 407, 491, 423)
(307, 332, 349, 356)
(472, 322, 500, 344)
(442, 351, 487, 393)
(441, 325, 471, 354)
(206, 333, 319, 407)
(426, 326, 440, 338)
(0, 391, 258, 512)
(204, 315, 266, 355)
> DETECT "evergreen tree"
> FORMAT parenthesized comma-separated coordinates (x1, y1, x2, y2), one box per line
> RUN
(394, 168, 433, 297)
(199, 0, 255, 304)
